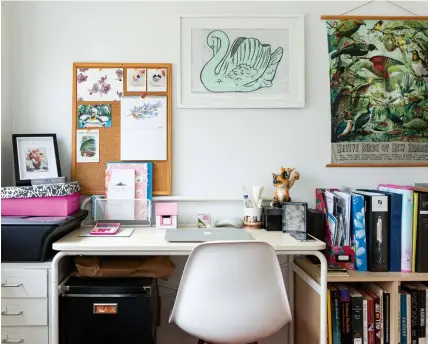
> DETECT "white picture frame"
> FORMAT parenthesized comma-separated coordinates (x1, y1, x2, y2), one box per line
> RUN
(178, 14, 305, 109)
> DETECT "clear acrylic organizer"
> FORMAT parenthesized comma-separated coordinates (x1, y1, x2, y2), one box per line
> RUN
(93, 198, 152, 226)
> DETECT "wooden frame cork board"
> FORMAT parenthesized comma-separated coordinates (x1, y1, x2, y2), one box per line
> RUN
(72, 62, 172, 195)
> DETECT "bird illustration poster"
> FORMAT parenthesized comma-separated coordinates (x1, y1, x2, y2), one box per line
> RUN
(120, 96, 167, 161)
(326, 18, 428, 165)
(76, 129, 100, 163)
(77, 68, 123, 101)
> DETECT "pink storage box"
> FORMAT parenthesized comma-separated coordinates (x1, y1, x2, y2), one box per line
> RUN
(1, 181, 81, 216)
(2, 193, 80, 216)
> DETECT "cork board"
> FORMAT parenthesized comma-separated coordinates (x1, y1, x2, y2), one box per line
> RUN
(72, 63, 172, 195)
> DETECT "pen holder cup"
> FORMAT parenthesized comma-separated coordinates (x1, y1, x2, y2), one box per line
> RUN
(243, 208, 263, 229)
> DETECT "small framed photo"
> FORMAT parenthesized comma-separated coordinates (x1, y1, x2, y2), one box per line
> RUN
(282, 202, 307, 233)
(12, 134, 61, 186)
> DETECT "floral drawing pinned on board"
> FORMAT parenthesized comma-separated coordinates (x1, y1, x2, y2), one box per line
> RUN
(77, 73, 88, 83)
(76, 68, 123, 101)
(78, 104, 112, 128)
(26, 147, 49, 172)
(127, 100, 164, 120)
(115, 69, 123, 82)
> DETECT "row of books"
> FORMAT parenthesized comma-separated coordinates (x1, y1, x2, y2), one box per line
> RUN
(320, 184, 428, 273)
(327, 282, 428, 344)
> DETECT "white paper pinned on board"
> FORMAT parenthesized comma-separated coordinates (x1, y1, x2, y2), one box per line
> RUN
(120, 96, 167, 161)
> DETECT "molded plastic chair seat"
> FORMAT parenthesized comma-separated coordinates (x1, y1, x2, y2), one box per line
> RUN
(169, 241, 292, 344)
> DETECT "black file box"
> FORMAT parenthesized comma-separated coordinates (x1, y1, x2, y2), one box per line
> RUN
(60, 277, 159, 344)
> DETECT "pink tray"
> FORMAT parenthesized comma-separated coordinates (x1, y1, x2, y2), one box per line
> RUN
(1, 192, 80, 216)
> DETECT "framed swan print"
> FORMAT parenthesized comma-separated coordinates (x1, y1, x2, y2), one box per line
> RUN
(178, 14, 305, 108)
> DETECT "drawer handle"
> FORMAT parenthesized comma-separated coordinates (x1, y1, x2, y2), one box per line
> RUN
(2, 338, 24, 343)
(1, 310, 23, 316)
(1, 283, 22, 288)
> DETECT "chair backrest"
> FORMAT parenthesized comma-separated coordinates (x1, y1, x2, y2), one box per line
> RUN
(170, 241, 291, 344)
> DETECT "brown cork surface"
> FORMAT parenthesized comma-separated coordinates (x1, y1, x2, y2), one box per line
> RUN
(72, 63, 172, 196)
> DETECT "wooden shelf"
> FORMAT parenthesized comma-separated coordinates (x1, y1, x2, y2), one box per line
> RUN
(294, 257, 428, 283)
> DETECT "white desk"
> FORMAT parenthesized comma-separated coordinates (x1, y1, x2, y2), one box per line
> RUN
(51, 227, 327, 344)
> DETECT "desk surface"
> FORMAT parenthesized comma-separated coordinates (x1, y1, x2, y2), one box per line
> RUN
(53, 227, 326, 254)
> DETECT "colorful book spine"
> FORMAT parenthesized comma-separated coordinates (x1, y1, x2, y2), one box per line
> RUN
(402, 284, 418, 344)
(337, 284, 352, 344)
(401, 293, 407, 344)
(331, 287, 342, 344)
(350, 288, 364, 344)
(352, 194, 368, 271)
(412, 193, 419, 273)
(328, 287, 333, 344)
(383, 291, 390, 344)
(363, 295, 368, 344)
(378, 185, 414, 272)
(416, 192, 428, 273)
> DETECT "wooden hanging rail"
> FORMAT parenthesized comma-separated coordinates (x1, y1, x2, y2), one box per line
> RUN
(321, 15, 428, 20)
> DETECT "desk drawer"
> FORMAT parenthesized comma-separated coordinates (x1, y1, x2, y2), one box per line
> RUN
(1, 269, 47, 298)
(1, 299, 47, 326)
(2, 326, 48, 344)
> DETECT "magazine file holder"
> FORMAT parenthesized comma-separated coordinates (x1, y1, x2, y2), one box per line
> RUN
(93, 198, 152, 226)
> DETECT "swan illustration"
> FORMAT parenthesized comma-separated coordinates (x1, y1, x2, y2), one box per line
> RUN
(200, 30, 284, 92)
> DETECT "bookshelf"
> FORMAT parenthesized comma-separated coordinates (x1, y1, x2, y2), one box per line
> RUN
(292, 257, 428, 344)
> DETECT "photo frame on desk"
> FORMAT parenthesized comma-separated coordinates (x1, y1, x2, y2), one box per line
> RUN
(12, 134, 62, 186)
(71, 63, 172, 195)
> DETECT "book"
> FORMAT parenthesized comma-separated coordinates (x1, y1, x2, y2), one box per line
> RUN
(355, 191, 389, 272)
(401, 292, 408, 344)
(105, 169, 136, 220)
(337, 284, 353, 344)
(352, 193, 368, 271)
(378, 185, 414, 272)
(328, 287, 333, 344)
(363, 294, 369, 344)
(383, 291, 390, 344)
(350, 288, 364, 344)
(412, 283, 427, 340)
(398, 290, 401, 344)
(360, 290, 375, 344)
(416, 192, 428, 273)
(402, 283, 419, 344)
(413, 193, 419, 273)
(366, 284, 384, 344)
(330, 286, 342, 344)
(106, 162, 153, 221)
(407, 292, 412, 344)
(425, 287, 428, 344)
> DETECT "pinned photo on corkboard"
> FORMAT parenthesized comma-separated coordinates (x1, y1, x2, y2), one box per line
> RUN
(125, 68, 147, 93)
(78, 104, 112, 128)
(147, 68, 167, 92)
(77, 68, 124, 101)
(76, 129, 100, 163)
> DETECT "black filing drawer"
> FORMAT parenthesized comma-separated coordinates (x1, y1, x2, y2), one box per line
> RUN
(60, 277, 159, 344)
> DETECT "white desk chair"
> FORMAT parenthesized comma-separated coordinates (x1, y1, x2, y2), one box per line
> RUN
(169, 241, 292, 344)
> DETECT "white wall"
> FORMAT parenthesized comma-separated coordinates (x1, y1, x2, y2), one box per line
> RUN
(1, 4, 13, 186)
(2, 2, 427, 343)
(2, 1, 427, 206)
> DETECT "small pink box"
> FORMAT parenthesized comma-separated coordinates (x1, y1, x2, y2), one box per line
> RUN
(155, 202, 178, 228)
(1, 192, 80, 217)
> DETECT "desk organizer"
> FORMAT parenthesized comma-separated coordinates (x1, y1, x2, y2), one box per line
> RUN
(315, 188, 355, 270)
(1, 181, 80, 216)
(93, 198, 152, 226)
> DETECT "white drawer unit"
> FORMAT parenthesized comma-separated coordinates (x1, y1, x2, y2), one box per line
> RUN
(2, 326, 48, 344)
(1, 269, 47, 298)
(1, 298, 48, 326)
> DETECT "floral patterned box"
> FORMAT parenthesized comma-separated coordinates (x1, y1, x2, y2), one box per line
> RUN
(315, 188, 356, 270)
